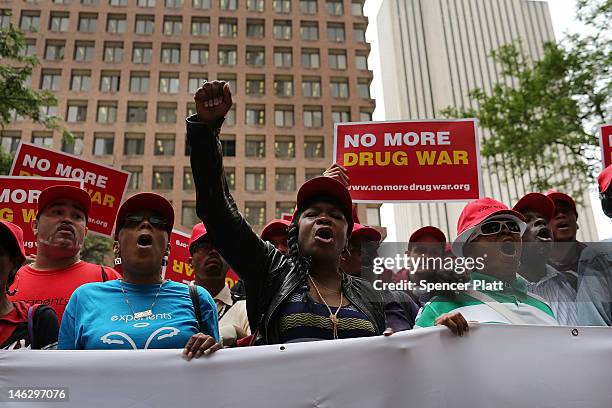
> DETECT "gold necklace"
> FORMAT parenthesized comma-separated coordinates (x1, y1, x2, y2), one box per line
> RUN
(308, 275, 343, 339)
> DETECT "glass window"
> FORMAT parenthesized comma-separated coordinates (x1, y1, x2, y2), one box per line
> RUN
(152, 167, 174, 190)
(154, 133, 176, 155)
(0, 10, 10, 29)
(103, 42, 124, 63)
(360, 110, 373, 121)
(135, 15, 154, 34)
(96, 102, 118, 123)
(156, 103, 177, 123)
(190, 46, 209, 65)
(61, 134, 84, 155)
(304, 136, 324, 158)
(355, 53, 368, 70)
(66, 102, 88, 122)
(301, 49, 320, 68)
(137, 0, 156, 6)
(20, 40, 37, 57)
(182, 202, 198, 226)
(92, 134, 114, 155)
(218, 75, 237, 94)
(247, 0, 264, 11)
(220, 135, 236, 156)
(81, 0, 100, 4)
(124, 134, 145, 155)
(0, 132, 22, 154)
(246, 106, 265, 125)
(161, 44, 181, 64)
(100, 71, 120, 92)
(191, 17, 210, 36)
(305, 168, 324, 181)
(245, 202, 266, 226)
(358, 80, 370, 98)
(300, 22, 319, 41)
(74, 41, 94, 61)
(275, 135, 295, 159)
(129, 73, 149, 93)
(192, 0, 211, 9)
(246, 47, 265, 67)
(326, 0, 343, 15)
(165, 0, 183, 8)
(276, 202, 295, 219)
(132, 43, 152, 64)
(246, 19, 264, 38)
(367, 206, 381, 226)
(163, 17, 182, 35)
(332, 109, 350, 123)
(226, 106, 236, 125)
(218, 47, 237, 65)
(123, 166, 143, 190)
(107, 14, 127, 33)
(275, 168, 296, 191)
(273, 0, 291, 13)
(302, 78, 321, 97)
(225, 168, 235, 190)
(220, 0, 237, 10)
(45, 41, 65, 61)
(245, 76, 265, 96)
(274, 107, 294, 127)
(330, 79, 349, 98)
(273, 20, 292, 40)
(20, 12, 41, 31)
(49, 13, 70, 32)
(39, 106, 59, 120)
(219, 18, 237, 37)
(327, 23, 345, 42)
(274, 48, 292, 68)
(183, 168, 194, 190)
(245, 168, 266, 191)
(127, 102, 147, 122)
(352, 0, 364, 16)
(40, 71, 61, 91)
(299, 0, 317, 14)
(354, 25, 367, 42)
(303, 107, 323, 128)
(159, 74, 180, 94)
(110, 0, 128, 5)
(32, 134, 54, 149)
(245, 135, 265, 158)
(188, 74, 207, 94)
(329, 51, 347, 69)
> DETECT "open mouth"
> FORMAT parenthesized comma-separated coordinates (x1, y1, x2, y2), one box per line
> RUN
(137, 233, 153, 249)
(56, 225, 75, 236)
(314, 227, 334, 244)
(535, 228, 552, 242)
(556, 222, 569, 231)
(500, 241, 517, 256)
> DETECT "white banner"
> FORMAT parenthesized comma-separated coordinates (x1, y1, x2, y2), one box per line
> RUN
(1, 325, 611, 407)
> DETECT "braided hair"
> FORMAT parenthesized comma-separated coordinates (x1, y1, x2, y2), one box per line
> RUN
(286, 209, 312, 280)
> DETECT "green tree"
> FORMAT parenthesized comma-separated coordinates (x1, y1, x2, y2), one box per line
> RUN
(442, 0, 611, 198)
(0, 23, 72, 174)
(81, 235, 114, 266)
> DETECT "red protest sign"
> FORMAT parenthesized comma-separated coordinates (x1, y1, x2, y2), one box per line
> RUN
(0, 176, 83, 258)
(164, 229, 241, 288)
(10, 142, 130, 237)
(599, 124, 612, 168)
(333, 119, 482, 202)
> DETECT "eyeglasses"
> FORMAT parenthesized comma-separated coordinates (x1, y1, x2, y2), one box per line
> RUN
(473, 220, 521, 237)
(124, 214, 167, 230)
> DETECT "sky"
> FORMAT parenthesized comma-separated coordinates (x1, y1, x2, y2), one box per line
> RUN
(363, 0, 611, 241)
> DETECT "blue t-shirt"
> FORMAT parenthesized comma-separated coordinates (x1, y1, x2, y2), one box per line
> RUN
(58, 280, 219, 350)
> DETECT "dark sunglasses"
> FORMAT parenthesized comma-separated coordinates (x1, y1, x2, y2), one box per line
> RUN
(124, 214, 167, 230)
(476, 220, 521, 236)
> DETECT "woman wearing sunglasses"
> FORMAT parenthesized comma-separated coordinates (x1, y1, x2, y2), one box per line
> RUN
(415, 198, 558, 327)
(59, 193, 221, 359)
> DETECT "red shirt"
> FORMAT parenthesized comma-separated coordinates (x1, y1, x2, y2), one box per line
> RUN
(0, 301, 29, 346)
(9, 261, 121, 323)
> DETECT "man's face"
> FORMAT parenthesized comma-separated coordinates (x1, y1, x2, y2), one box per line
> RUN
(265, 231, 289, 256)
(340, 236, 371, 277)
(407, 237, 445, 280)
(549, 200, 578, 242)
(34, 200, 88, 257)
(190, 236, 229, 283)
(521, 209, 553, 260)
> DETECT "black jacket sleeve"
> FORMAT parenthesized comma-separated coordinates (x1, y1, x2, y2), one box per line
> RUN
(33, 306, 59, 349)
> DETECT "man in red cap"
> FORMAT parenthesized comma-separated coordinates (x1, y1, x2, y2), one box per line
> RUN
(340, 223, 381, 278)
(513, 193, 577, 325)
(546, 190, 586, 290)
(9, 185, 120, 322)
(189, 223, 250, 346)
(260, 219, 291, 256)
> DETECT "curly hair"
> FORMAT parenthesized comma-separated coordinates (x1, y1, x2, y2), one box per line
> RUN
(286, 210, 312, 279)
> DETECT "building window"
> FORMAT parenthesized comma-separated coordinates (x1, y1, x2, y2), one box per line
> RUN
(193, 0, 211, 9)
(274, 106, 294, 127)
(247, 0, 264, 11)
(246, 19, 265, 38)
(304, 136, 324, 159)
(305, 168, 324, 181)
(274, 48, 292, 68)
(273, 0, 291, 13)
(245, 168, 266, 191)
(49, 13, 70, 32)
(191, 17, 210, 36)
(97, 101, 118, 123)
(45, 41, 65, 61)
(327, 23, 345, 42)
(225, 167, 236, 190)
(302, 77, 321, 97)
(107, 14, 127, 33)
(157, 103, 177, 123)
(127, 102, 147, 122)
(159, 73, 180, 94)
(245, 76, 265, 96)
(81, 0, 100, 5)
(61, 133, 84, 155)
(1, 132, 22, 154)
(273, 20, 292, 40)
(154, 133, 176, 155)
(110, 0, 128, 6)
(354, 25, 367, 42)
(245, 135, 265, 158)
(124, 133, 145, 155)
(132, 43, 152, 64)
(220, 0, 238, 11)
(246, 106, 265, 125)
(66, 101, 88, 122)
(355, 53, 368, 70)
(226, 106, 236, 125)
(100, 71, 120, 92)
(129, 72, 149, 93)
(163, 17, 182, 35)
(358, 80, 371, 99)
(360, 110, 373, 121)
(20, 12, 41, 31)
(40, 70, 61, 91)
(332, 108, 350, 123)
(138, 0, 156, 7)
(74, 41, 94, 61)
(301, 49, 320, 69)
(20, 40, 37, 57)
(300, 0, 317, 14)
(123, 166, 143, 190)
(276, 202, 295, 219)
(275, 168, 296, 191)
(135, 15, 154, 34)
(103, 42, 124, 63)
(219, 18, 237, 37)
(161, 44, 181, 64)
(92, 133, 114, 155)
(326, 0, 343, 15)
(300, 22, 319, 41)
(329, 50, 347, 69)
(246, 47, 265, 67)
(165, 0, 184, 8)
(352, 0, 365, 16)
(0, 10, 10, 29)
(303, 106, 323, 128)
(220, 135, 236, 156)
(182, 201, 198, 226)
(245, 202, 266, 226)
(275, 135, 295, 159)
(219, 74, 237, 94)
(367, 206, 381, 226)
(189, 46, 209, 65)
(78, 13, 97, 32)
(183, 168, 194, 190)
(32, 133, 54, 149)
(152, 167, 174, 190)
(39, 106, 58, 120)
(188, 74, 207, 94)
(330, 78, 349, 98)
(218, 46, 237, 65)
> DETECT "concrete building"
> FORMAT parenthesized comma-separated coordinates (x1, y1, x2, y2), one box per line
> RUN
(374, 0, 597, 241)
(0, 0, 376, 232)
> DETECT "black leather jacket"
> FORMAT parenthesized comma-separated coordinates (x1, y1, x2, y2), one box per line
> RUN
(186, 116, 389, 344)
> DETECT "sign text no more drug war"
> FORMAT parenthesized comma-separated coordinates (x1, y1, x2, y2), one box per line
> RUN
(333, 119, 483, 202)
(9, 142, 130, 237)
(599, 124, 612, 168)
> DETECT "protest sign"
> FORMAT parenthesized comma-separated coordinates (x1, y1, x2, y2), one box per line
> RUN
(0, 176, 83, 258)
(333, 119, 482, 202)
(10, 142, 130, 237)
(599, 124, 612, 168)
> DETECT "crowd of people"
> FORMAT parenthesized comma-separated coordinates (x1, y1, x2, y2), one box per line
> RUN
(1, 80, 611, 353)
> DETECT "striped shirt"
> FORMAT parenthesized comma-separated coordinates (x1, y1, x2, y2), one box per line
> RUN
(526, 265, 577, 326)
(415, 272, 558, 327)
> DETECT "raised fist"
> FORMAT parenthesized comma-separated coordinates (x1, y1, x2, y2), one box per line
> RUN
(194, 80, 233, 126)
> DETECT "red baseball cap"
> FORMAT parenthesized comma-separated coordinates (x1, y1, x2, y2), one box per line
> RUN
(261, 219, 290, 241)
(409, 226, 446, 244)
(114, 192, 175, 237)
(598, 165, 612, 193)
(37, 185, 91, 218)
(513, 193, 555, 221)
(546, 190, 578, 218)
(453, 197, 526, 257)
(351, 223, 381, 242)
(296, 176, 354, 233)
(0, 220, 26, 265)
(189, 222, 208, 252)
